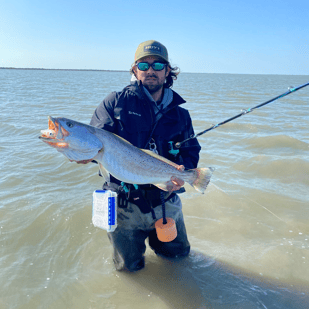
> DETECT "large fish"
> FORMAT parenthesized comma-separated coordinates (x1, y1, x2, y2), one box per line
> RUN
(39, 116, 214, 193)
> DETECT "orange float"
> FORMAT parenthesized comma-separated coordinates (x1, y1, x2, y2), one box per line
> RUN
(155, 217, 177, 242)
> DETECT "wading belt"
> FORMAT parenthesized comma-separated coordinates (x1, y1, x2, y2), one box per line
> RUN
(103, 181, 175, 215)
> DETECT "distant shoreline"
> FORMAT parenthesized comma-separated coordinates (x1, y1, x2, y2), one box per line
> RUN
(0, 67, 128, 72)
(1, 67, 308, 76)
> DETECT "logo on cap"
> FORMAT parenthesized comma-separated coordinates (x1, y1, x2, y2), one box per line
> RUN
(144, 45, 161, 52)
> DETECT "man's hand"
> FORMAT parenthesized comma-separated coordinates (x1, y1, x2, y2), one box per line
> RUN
(166, 165, 185, 192)
(170, 176, 185, 191)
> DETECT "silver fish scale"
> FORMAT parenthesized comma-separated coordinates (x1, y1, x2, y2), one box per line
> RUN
(96, 134, 185, 185)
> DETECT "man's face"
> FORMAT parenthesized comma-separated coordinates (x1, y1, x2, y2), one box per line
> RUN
(133, 56, 170, 94)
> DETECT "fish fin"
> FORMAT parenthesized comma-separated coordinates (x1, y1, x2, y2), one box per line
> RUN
(141, 149, 180, 168)
(187, 167, 215, 194)
(112, 133, 133, 145)
(154, 183, 169, 191)
(154, 180, 181, 193)
(99, 163, 110, 183)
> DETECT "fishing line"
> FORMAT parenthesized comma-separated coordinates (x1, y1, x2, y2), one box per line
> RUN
(214, 183, 303, 234)
(175, 82, 309, 148)
(206, 169, 302, 233)
(213, 170, 303, 232)
(244, 196, 288, 225)
(244, 196, 305, 236)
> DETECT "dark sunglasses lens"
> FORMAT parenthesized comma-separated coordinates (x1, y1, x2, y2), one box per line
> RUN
(153, 63, 165, 71)
(137, 63, 149, 71)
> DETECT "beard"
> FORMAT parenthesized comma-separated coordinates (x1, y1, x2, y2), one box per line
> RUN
(143, 83, 163, 94)
(143, 76, 165, 94)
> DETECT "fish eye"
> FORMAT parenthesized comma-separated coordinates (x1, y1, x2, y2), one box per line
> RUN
(66, 121, 74, 128)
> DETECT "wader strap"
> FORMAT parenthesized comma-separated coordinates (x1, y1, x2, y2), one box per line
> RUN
(103, 182, 174, 217)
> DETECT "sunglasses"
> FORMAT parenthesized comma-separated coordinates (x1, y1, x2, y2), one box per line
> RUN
(136, 62, 166, 71)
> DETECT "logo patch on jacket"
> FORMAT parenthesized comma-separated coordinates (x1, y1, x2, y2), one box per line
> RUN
(128, 111, 141, 117)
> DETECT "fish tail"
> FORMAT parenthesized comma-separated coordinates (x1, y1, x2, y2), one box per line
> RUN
(187, 167, 214, 194)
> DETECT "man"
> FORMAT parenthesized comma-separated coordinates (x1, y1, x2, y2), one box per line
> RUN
(90, 40, 201, 271)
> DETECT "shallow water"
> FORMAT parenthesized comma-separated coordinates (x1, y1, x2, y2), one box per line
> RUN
(0, 69, 309, 308)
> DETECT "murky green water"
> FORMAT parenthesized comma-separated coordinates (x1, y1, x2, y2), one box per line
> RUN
(1, 69, 309, 308)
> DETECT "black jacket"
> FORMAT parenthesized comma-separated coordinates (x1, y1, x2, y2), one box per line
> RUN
(90, 81, 201, 170)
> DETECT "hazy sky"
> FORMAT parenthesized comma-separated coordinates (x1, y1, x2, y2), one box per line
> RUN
(1, 0, 308, 74)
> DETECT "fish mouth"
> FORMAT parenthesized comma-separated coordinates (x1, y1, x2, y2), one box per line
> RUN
(39, 116, 69, 148)
(40, 116, 57, 139)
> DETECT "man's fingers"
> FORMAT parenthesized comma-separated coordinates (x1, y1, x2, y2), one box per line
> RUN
(171, 176, 184, 186)
(177, 165, 185, 172)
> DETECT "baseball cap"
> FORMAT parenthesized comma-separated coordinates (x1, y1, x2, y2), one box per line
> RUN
(134, 40, 169, 63)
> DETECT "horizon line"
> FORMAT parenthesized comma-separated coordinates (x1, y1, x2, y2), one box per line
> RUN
(0, 67, 308, 76)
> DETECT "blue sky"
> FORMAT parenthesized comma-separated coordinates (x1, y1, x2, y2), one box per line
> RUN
(1, 0, 308, 74)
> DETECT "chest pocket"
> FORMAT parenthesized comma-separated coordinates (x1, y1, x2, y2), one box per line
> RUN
(153, 115, 187, 159)
(115, 106, 152, 134)
(157, 111, 187, 139)
(113, 98, 153, 147)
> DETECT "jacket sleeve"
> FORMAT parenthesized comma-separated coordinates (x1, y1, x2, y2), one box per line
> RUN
(179, 113, 201, 169)
(90, 92, 117, 132)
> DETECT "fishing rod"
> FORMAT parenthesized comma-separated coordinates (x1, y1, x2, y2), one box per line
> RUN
(175, 81, 309, 149)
